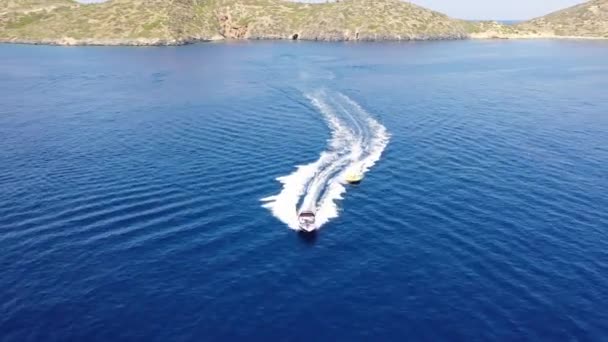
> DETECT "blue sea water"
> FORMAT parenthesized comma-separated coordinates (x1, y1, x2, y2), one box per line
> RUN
(1, 40, 608, 341)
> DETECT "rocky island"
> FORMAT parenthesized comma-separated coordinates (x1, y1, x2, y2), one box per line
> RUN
(1, 0, 607, 46)
(471, 0, 608, 39)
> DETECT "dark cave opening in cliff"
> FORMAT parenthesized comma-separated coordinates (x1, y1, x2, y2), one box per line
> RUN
(292, 33, 299, 40)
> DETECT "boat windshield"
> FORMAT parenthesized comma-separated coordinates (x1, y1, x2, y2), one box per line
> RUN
(299, 213, 315, 223)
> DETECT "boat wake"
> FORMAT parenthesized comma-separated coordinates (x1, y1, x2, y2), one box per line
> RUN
(261, 90, 390, 231)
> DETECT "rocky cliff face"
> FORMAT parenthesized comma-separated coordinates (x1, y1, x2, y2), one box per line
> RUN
(516, 0, 608, 38)
(210, 0, 468, 41)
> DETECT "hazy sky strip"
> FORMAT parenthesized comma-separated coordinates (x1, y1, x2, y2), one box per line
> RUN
(76, 0, 586, 20)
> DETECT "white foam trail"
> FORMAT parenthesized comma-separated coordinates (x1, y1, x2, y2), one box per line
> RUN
(339, 94, 391, 173)
(261, 90, 390, 230)
(261, 156, 329, 230)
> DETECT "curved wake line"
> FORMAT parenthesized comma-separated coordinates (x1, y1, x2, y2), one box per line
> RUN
(261, 90, 390, 230)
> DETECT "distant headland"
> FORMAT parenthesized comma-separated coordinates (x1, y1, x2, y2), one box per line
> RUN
(1, 0, 607, 46)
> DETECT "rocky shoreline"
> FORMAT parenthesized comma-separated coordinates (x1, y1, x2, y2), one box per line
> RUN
(1, 33, 607, 47)
(0, 37, 185, 46)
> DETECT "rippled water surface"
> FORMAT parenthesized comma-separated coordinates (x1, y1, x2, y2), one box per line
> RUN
(1, 40, 608, 341)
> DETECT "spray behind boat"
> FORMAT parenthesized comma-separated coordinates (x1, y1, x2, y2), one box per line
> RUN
(262, 90, 390, 232)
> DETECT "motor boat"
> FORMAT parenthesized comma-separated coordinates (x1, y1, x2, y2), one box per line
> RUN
(298, 211, 316, 232)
